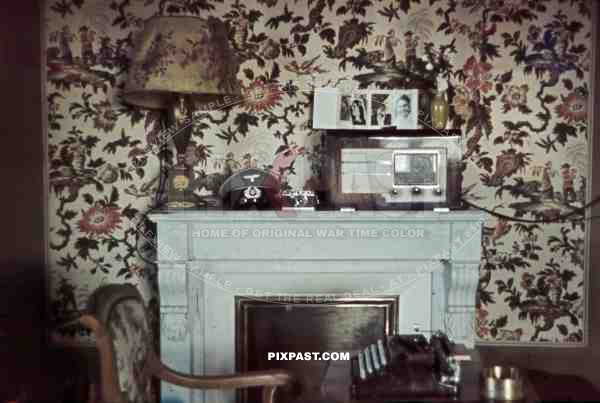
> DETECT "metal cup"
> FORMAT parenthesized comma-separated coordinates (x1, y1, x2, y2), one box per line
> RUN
(482, 366, 524, 400)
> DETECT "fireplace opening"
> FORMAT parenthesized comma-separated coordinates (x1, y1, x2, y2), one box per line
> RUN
(235, 296, 398, 403)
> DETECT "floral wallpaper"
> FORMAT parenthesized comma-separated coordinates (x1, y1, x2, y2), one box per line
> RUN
(46, 0, 591, 344)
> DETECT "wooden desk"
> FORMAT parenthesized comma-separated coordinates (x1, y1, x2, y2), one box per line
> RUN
(317, 359, 599, 403)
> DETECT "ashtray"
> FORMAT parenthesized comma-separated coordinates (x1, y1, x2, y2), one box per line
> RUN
(482, 366, 524, 400)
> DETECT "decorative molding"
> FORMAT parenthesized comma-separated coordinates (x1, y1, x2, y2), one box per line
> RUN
(160, 308, 190, 342)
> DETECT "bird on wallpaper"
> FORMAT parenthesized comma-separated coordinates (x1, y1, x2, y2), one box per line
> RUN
(495, 328, 523, 342)
(284, 55, 328, 75)
(124, 174, 160, 198)
(523, 29, 579, 87)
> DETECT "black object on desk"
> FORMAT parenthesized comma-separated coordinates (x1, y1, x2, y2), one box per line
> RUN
(351, 332, 462, 401)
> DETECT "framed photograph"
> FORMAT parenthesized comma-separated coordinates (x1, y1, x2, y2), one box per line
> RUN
(392, 90, 419, 129)
(348, 94, 368, 127)
(339, 95, 352, 122)
(312, 88, 419, 130)
(369, 92, 394, 128)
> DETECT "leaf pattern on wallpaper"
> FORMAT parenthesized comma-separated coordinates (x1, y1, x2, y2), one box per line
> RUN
(46, 0, 591, 343)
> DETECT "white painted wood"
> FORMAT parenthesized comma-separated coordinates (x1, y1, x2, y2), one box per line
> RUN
(189, 222, 449, 261)
(149, 210, 485, 403)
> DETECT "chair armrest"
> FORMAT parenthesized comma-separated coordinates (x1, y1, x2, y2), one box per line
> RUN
(146, 352, 292, 389)
(79, 315, 129, 403)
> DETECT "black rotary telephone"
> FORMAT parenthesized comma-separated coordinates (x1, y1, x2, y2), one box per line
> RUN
(351, 332, 460, 400)
(219, 168, 282, 210)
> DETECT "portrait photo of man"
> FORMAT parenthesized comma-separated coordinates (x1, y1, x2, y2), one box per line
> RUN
(339, 95, 351, 122)
(393, 90, 418, 129)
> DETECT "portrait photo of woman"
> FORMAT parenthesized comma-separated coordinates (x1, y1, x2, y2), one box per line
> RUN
(350, 98, 367, 126)
(350, 95, 367, 126)
(338, 94, 368, 127)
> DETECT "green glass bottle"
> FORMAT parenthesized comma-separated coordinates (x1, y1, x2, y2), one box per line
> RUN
(430, 91, 449, 130)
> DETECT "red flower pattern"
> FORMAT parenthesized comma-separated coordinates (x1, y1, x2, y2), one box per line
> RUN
(78, 205, 122, 236)
(463, 56, 493, 93)
(555, 92, 587, 123)
(241, 79, 283, 112)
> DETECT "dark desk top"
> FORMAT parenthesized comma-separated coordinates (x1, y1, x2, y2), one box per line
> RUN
(317, 358, 600, 403)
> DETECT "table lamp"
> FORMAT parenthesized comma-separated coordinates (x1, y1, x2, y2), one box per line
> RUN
(123, 16, 241, 208)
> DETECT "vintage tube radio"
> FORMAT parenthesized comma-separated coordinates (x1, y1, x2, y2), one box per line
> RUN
(320, 130, 464, 210)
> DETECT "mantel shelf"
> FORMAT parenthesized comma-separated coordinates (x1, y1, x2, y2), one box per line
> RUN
(148, 209, 484, 222)
(323, 128, 462, 137)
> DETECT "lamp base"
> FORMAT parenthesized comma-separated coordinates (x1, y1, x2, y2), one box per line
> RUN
(165, 199, 203, 209)
(165, 165, 206, 209)
(165, 191, 207, 209)
(165, 171, 224, 209)
(165, 195, 221, 209)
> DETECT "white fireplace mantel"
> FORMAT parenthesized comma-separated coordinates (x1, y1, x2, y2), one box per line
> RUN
(148, 209, 486, 403)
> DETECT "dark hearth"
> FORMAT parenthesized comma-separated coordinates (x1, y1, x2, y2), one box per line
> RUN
(235, 297, 398, 403)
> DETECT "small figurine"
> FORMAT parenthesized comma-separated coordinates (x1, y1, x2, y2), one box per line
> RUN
(98, 36, 114, 68)
(79, 26, 96, 65)
(541, 161, 555, 199)
(404, 31, 418, 68)
(561, 163, 576, 202)
(374, 29, 400, 63)
(59, 25, 74, 63)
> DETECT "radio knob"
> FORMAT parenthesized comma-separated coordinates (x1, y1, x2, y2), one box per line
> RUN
(411, 187, 421, 194)
(434, 188, 443, 195)
(390, 189, 399, 196)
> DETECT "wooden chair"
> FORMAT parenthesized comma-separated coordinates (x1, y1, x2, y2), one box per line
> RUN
(76, 284, 292, 403)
